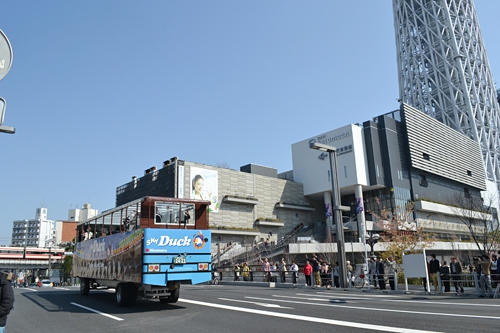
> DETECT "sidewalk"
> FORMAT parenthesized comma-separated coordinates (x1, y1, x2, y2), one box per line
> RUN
(218, 279, 480, 297)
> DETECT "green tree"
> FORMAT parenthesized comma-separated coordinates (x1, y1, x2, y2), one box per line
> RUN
(59, 240, 74, 283)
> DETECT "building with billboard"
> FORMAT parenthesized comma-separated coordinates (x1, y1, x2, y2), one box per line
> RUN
(115, 104, 493, 261)
(116, 158, 326, 255)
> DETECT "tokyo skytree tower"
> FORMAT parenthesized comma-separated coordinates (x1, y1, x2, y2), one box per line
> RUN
(393, 0, 500, 190)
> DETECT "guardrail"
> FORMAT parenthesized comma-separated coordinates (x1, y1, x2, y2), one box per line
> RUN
(215, 267, 495, 295)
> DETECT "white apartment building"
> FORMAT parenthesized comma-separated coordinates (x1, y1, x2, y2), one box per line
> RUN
(11, 208, 55, 247)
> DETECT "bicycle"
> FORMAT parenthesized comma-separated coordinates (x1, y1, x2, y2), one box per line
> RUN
(352, 271, 369, 289)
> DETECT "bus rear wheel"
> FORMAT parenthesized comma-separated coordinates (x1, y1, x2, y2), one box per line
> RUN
(159, 288, 179, 304)
(80, 278, 90, 296)
(116, 283, 130, 307)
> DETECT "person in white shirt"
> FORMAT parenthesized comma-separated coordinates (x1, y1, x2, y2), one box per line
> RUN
(290, 261, 299, 287)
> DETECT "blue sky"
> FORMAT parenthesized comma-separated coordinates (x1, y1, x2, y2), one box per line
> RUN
(1, 1, 499, 245)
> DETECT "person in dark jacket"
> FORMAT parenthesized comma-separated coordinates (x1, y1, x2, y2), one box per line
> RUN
(376, 257, 386, 290)
(428, 254, 440, 291)
(450, 257, 464, 293)
(439, 261, 450, 292)
(0, 271, 15, 331)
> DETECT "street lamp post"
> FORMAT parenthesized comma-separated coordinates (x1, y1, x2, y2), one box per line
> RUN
(310, 142, 350, 288)
(366, 232, 380, 257)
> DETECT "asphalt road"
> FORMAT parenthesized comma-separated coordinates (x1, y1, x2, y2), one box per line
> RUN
(6, 284, 500, 333)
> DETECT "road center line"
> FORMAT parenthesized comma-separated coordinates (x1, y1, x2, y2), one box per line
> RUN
(179, 298, 443, 333)
(70, 302, 124, 321)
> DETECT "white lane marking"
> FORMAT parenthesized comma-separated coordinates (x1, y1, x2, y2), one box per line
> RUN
(309, 292, 500, 308)
(294, 293, 366, 301)
(245, 296, 500, 320)
(218, 297, 294, 309)
(70, 302, 124, 321)
(24, 288, 38, 291)
(316, 291, 400, 298)
(54, 287, 70, 290)
(179, 298, 443, 333)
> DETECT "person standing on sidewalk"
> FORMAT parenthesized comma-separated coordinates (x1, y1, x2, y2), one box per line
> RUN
(368, 257, 378, 289)
(439, 261, 451, 292)
(450, 257, 464, 293)
(259, 255, 271, 282)
(0, 271, 15, 333)
(332, 262, 340, 288)
(490, 254, 498, 287)
(280, 258, 287, 283)
(428, 254, 440, 291)
(290, 261, 299, 287)
(478, 254, 494, 298)
(376, 257, 386, 290)
(385, 256, 397, 290)
(303, 261, 313, 287)
(233, 264, 240, 281)
(305, 254, 321, 288)
(241, 262, 250, 281)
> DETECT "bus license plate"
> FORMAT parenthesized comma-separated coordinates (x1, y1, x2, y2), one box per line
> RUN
(174, 257, 186, 264)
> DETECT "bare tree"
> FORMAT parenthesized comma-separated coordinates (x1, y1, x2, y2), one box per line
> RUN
(449, 192, 499, 254)
(372, 201, 435, 263)
(315, 233, 338, 266)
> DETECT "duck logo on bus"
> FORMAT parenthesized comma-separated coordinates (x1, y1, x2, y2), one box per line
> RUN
(193, 231, 205, 250)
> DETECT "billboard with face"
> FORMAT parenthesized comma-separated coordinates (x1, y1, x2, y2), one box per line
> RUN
(190, 166, 219, 212)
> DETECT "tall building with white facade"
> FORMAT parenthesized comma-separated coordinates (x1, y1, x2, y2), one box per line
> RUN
(393, 0, 500, 193)
(67, 203, 98, 222)
(11, 208, 55, 247)
(55, 203, 99, 246)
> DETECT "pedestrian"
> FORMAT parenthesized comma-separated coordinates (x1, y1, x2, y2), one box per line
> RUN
(376, 257, 386, 290)
(320, 261, 329, 286)
(303, 260, 313, 287)
(490, 254, 498, 288)
(429, 254, 440, 291)
(305, 254, 321, 288)
(259, 255, 271, 282)
(280, 258, 287, 283)
(450, 257, 464, 293)
(385, 256, 397, 290)
(478, 254, 494, 298)
(439, 260, 450, 292)
(234, 263, 240, 281)
(290, 261, 299, 287)
(346, 260, 354, 287)
(368, 257, 378, 288)
(242, 262, 250, 281)
(270, 262, 278, 283)
(0, 271, 15, 332)
(332, 262, 340, 288)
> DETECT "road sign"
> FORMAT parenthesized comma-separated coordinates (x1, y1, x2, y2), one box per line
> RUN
(0, 29, 13, 81)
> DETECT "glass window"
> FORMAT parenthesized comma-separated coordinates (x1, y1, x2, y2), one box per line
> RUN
(155, 202, 180, 224)
(182, 204, 195, 225)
